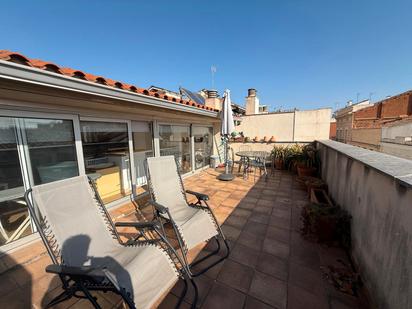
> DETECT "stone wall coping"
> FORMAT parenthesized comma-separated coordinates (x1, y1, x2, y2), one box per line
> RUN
(317, 140, 412, 188)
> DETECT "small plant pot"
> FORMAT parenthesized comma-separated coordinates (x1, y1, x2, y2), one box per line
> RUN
(297, 165, 317, 177)
(275, 159, 284, 170)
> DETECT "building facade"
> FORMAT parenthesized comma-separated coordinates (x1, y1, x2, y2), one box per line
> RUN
(350, 90, 412, 152)
(335, 100, 372, 143)
(0, 50, 220, 252)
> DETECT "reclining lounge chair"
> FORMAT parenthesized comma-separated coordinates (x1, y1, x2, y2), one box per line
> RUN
(25, 175, 194, 309)
(145, 156, 230, 276)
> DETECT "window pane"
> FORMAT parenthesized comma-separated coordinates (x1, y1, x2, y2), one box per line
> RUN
(81, 121, 131, 204)
(193, 126, 213, 169)
(159, 125, 191, 174)
(0, 117, 31, 246)
(131, 121, 153, 192)
(24, 118, 79, 185)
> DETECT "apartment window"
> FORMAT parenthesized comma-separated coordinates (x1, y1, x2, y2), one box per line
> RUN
(0, 115, 79, 246)
(80, 121, 131, 204)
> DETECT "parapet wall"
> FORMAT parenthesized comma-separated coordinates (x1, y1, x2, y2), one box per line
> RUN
(316, 140, 412, 309)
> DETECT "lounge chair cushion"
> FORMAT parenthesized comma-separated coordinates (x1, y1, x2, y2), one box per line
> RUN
(32, 176, 178, 309)
(147, 156, 218, 250)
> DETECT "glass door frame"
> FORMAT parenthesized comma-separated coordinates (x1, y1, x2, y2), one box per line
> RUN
(156, 122, 193, 176)
(0, 108, 85, 248)
(191, 124, 214, 171)
(79, 116, 136, 202)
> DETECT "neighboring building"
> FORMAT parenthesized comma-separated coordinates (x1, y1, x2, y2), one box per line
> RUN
(380, 117, 412, 160)
(0, 50, 220, 250)
(245, 88, 260, 115)
(335, 99, 373, 143)
(351, 90, 412, 152)
(232, 107, 332, 153)
(329, 119, 337, 140)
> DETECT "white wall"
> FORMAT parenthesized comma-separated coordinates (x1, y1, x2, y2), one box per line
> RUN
(294, 109, 332, 141)
(235, 108, 331, 142)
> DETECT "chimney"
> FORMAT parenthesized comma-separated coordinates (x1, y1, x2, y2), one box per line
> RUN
(204, 89, 221, 110)
(245, 88, 260, 115)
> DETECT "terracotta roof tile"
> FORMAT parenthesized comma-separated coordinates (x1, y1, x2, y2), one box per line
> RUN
(0, 50, 219, 113)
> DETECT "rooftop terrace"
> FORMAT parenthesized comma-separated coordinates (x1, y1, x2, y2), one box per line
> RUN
(0, 165, 370, 309)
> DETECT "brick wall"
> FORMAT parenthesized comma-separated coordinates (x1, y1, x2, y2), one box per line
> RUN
(329, 122, 336, 139)
(353, 91, 412, 129)
(381, 93, 412, 118)
(354, 104, 381, 120)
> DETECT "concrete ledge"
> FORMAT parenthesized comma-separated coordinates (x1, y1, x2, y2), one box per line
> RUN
(317, 139, 412, 188)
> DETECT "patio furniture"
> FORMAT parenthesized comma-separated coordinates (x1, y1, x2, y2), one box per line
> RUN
(235, 150, 270, 181)
(145, 156, 230, 277)
(229, 147, 247, 174)
(25, 176, 194, 309)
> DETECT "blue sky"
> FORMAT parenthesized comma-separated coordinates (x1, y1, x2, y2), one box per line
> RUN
(1, 0, 411, 111)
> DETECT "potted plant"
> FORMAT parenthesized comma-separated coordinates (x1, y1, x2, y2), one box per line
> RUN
(253, 136, 259, 142)
(272, 145, 286, 169)
(301, 202, 351, 245)
(244, 136, 250, 142)
(263, 136, 268, 143)
(296, 144, 318, 177)
(284, 143, 303, 172)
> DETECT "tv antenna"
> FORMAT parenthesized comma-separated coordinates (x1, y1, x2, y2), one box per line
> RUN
(211, 65, 217, 89)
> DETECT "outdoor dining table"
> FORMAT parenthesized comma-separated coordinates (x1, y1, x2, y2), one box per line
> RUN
(235, 150, 271, 180)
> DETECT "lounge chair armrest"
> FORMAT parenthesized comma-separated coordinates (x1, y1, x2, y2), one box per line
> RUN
(46, 264, 106, 279)
(186, 190, 209, 201)
(147, 200, 168, 214)
(115, 221, 161, 230)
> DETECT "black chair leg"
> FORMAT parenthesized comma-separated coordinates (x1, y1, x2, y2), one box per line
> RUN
(45, 290, 73, 308)
(190, 237, 230, 277)
(189, 279, 198, 309)
(175, 278, 188, 309)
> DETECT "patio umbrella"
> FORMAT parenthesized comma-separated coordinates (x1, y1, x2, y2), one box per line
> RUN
(218, 89, 235, 181)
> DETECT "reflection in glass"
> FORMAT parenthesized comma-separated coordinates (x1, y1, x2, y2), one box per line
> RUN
(159, 125, 191, 174)
(0, 117, 31, 246)
(132, 122, 153, 193)
(81, 121, 131, 204)
(193, 126, 213, 169)
(24, 118, 79, 185)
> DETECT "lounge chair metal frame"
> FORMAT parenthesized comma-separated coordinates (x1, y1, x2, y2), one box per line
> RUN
(25, 178, 196, 309)
(145, 157, 230, 278)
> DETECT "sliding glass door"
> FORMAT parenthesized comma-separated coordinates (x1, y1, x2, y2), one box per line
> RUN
(131, 121, 153, 194)
(0, 115, 79, 246)
(80, 120, 132, 204)
(193, 126, 213, 169)
(159, 124, 192, 174)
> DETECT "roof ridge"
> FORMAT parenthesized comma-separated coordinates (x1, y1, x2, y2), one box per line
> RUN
(0, 50, 218, 112)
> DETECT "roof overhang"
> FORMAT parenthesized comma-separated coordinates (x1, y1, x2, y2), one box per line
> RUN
(0, 60, 218, 118)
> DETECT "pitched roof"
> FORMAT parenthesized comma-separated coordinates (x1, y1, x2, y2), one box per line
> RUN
(0, 50, 218, 112)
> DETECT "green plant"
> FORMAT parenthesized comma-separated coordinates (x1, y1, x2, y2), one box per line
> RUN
(271, 145, 286, 160)
(297, 143, 320, 169)
(284, 143, 304, 171)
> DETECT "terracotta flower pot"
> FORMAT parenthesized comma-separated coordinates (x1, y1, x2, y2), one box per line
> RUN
(253, 136, 259, 142)
(297, 165, 317, 177)
(275, 159, 284, 170)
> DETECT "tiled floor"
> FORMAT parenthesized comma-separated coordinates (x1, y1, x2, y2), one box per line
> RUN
(0, 168, 370, 309)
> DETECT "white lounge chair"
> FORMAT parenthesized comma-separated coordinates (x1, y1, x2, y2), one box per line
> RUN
(145, 156, 230, 277)
(25, 175, 193, 309)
